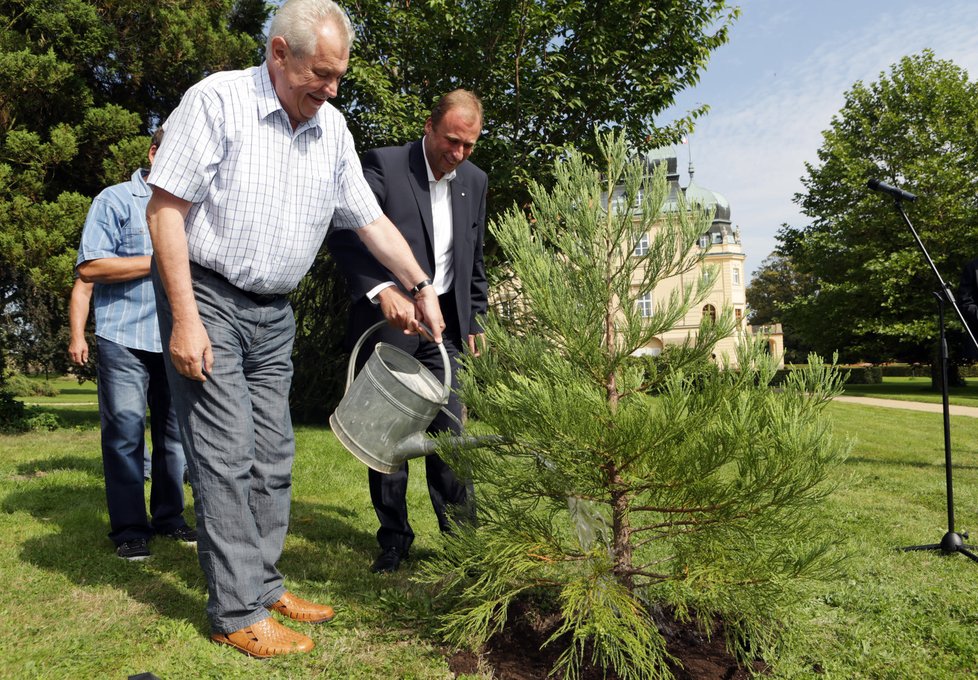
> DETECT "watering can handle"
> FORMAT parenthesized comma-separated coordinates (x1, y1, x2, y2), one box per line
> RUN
(345, 320, 452, 396)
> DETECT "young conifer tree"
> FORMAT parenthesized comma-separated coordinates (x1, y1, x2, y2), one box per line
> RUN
(418, 132, 848, 679)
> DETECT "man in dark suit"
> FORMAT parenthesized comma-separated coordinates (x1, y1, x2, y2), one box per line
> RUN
(328, 89, 488, 573)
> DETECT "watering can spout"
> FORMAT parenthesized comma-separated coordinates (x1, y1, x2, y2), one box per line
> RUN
(392, 431, 435, 459)
(393, 432, 506, 459)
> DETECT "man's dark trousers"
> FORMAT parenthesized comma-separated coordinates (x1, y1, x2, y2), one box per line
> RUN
(355, 290, 475, 552)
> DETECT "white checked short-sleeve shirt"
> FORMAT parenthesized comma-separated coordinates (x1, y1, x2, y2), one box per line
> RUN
(148, 64, 381, 294)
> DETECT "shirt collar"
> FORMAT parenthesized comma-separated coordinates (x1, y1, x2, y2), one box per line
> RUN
(255, 63, 323, 138)
(421, 136, 456, 184)
(131, 167, 151, 197)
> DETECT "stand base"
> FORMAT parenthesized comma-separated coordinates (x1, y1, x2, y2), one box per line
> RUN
(902, 531, 978, 563)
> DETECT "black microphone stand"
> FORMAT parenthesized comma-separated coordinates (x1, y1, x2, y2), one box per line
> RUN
(884, 196, 978, 563)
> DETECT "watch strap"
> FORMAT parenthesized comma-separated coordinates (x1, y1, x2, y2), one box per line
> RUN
(411, 278, 433, 297)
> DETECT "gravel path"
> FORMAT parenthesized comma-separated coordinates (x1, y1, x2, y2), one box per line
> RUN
(834, 395, 978, 418)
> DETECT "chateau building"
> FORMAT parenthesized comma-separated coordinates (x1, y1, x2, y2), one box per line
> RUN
(490, 145, 784, 367)
(619, 146, 784, 366)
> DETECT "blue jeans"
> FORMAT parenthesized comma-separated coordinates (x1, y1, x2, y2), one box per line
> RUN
(154, 263, 296, 634)
(96, 337, 188, 545)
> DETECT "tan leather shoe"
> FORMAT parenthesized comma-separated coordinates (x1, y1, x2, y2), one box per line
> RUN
(268, 591, 336, 623)
(211, 617, 314, 658)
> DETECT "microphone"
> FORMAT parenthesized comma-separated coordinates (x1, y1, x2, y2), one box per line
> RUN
(868, 178, 917, 202)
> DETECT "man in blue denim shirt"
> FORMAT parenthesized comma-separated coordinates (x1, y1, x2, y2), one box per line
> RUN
(76, 129, 195, 560)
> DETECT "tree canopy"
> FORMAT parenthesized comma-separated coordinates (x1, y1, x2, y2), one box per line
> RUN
(745, 249, 814, 363)
(1, 0, 739, 396)
(778, 50, 978, 363)
(338, 0, 737, 215)
(0, 0, 268, 374)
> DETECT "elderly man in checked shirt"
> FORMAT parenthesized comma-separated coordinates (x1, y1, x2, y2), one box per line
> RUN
(146, 0, 445, 658)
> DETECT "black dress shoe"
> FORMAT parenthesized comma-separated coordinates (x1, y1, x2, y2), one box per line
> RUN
(371, 546, 407, 573)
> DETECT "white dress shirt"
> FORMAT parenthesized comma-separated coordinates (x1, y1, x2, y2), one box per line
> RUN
(367, 136, 456, 303)
(423, 135, 456, 295)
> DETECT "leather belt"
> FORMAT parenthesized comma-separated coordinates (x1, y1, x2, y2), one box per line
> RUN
(190, 262, 286, 305)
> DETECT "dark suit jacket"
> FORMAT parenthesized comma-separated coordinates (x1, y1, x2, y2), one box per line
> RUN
(327, 139, 488, 344)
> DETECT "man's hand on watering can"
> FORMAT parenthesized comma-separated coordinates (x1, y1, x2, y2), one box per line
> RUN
(413, 286, 445, 343)
(377, 287, 417, 332)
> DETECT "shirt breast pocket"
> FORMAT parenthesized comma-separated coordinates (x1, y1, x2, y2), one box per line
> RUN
(118, 221, 151, 257)
(307, 166, 338, 215)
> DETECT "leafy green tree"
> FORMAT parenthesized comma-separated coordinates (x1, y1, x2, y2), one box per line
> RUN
(294, 0, 739, 419)
(418, 133, 848, 679)
(779, 50, 978, 363)
(0, 0, 268, 373)
(340, 0, 737, 213)
(0, 343, 26, 431)
(745, 249, 814, 363)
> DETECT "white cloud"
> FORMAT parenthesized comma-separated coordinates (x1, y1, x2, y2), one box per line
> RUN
(677, 0, 978, 278)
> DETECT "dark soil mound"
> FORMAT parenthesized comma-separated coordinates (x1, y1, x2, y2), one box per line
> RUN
(446, 601, 766, 679)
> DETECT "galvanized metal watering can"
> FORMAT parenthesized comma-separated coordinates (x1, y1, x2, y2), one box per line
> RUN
(330, 320, 493, 473)
(330, 321, 611, 551)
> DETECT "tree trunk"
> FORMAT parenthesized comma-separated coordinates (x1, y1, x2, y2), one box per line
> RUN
(609, 474, 634, 592)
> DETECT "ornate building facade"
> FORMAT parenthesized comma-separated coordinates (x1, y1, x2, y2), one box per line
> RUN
(489, 145, 785, 367)
(620, 146, 784, 366)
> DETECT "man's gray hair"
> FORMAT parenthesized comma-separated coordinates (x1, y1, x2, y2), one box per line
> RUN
(267, 0, 355, 58)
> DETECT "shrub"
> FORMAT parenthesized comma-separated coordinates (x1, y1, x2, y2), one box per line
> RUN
(0, 391, 27, 433)
(879, 363, 929, 378)
(842, 366, 883, 385)
(958, 364, 978, 378)
(24, 411, 62, 431)
(5, 374, 61, 398)
(627, 346, 720, 393)
(0, 404, 62, 433)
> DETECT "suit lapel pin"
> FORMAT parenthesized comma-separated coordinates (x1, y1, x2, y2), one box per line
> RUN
(461, 192, 466, 197)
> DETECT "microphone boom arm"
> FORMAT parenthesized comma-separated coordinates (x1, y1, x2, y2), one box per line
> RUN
(868, 178, 918, 202)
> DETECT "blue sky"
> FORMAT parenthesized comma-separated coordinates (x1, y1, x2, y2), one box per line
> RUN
(659, 0, 978, 278)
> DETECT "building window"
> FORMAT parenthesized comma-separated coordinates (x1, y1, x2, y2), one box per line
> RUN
(698, 235, 709, 249)
(611, 191, 627, 212)
(633, 232, 649, 256)
(712, 232, 723, 244)
(732, 266, 741, 286)
(702, 304, 717, 324)
(636, 292, 654, 318)
(735, 308, 743, 321)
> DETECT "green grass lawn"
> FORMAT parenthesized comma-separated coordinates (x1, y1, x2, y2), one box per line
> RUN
(777, 403, 978, 678)
(842, 375, 978, 407)
(4, 386, 978, 677)
(0, 398, 461, 679)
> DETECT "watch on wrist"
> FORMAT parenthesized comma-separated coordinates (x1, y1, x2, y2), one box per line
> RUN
(411, 278, 433, 297)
